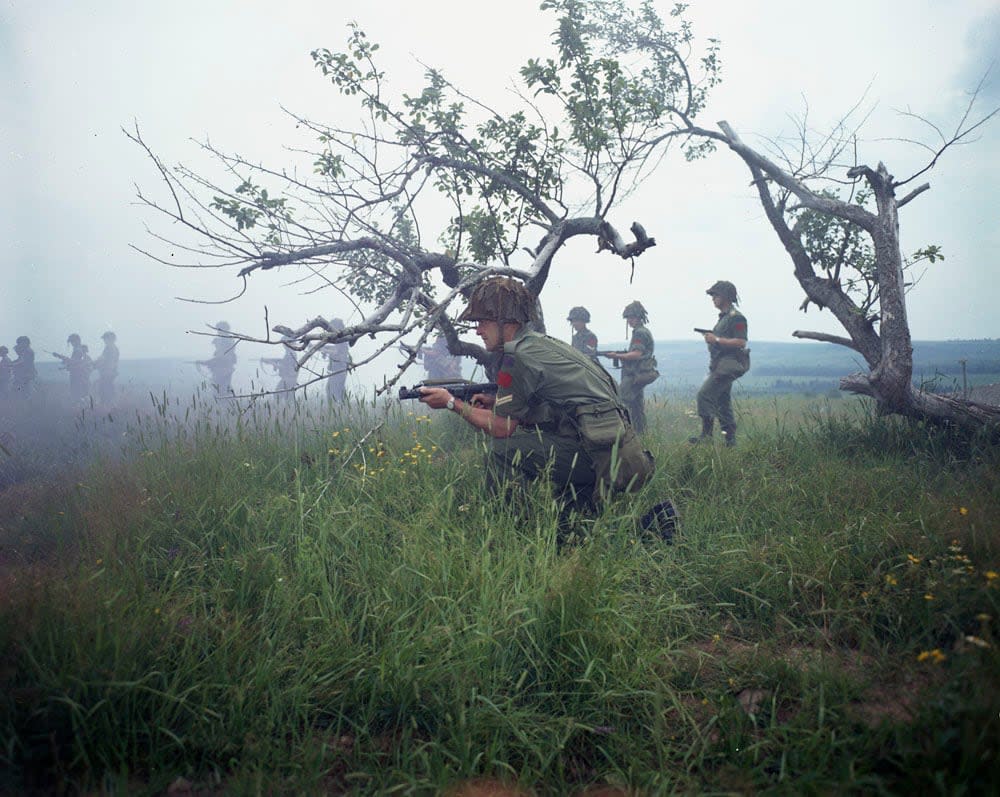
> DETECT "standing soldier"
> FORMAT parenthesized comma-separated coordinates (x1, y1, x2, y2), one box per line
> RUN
(262, 344, 298, 397)
(196, 321, 237, 395)
(567, 306, 599, 361)
(0, 346, 12, 398)
(11, 336, 37, 395)
(94, 331, 119, 405)
(421, 334, 463, 380)
(55, 333, 93, 402)
(324, 317, 350, 403)
(691, 280, 749, 447)
(598, 301, 658, 434)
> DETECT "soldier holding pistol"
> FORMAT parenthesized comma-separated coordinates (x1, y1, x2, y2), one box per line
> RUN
(691, 280, 750, 446)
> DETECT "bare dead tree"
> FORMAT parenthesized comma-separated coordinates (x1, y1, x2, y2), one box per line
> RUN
(684, 85, 1000, 431)
(129, 0, 720, 394)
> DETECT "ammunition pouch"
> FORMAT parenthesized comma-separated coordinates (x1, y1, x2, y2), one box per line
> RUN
(573, 400, 655, 499)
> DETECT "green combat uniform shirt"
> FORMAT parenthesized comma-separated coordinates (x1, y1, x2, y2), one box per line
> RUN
(493, 328, 618, 428)
(570, 328, 599, 359)
(621, 325, 655, 377)
(709, 308, 749, 373)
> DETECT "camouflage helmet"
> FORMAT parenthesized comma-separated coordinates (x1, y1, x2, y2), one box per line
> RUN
(215, 321, 231, 332)
(102, 331, 116, 341)
(458, 277, 536, 324)
(622, 300, 648, 323)
(67, 333, 81, 344)
(16, 336, 30, 347)
(706, 280, 739, 304)
(567, 306, 591, 323)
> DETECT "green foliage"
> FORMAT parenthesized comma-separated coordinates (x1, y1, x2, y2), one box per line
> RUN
(210, 179, 292, 245)
(3, 395, 997, 793)
(792, 189, 942, 318)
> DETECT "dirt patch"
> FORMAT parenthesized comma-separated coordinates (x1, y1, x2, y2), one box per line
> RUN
(847, 666, 942, 729)
(443, 778, 532, 797)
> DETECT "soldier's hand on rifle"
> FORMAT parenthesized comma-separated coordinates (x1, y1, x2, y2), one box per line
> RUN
(471, 392, 495, 409)
(417, 386, 453, 410)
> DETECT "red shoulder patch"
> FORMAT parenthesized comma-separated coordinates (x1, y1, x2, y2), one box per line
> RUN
(497, 370, 513, 388)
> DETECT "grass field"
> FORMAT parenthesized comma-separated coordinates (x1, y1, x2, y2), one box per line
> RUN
(1, 389, 998, 795)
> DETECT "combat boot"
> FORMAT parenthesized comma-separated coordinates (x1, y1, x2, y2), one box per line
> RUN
(721, 425, 736, 447)
(688, 416, 714, 444)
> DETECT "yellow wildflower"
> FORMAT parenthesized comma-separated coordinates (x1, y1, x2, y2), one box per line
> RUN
(907, 554, 921, 565)
(916, 649, 946, 664)
(959, 507, 969, 516)
(924, 593, 935, 601)
(986, 571, 998, 581)
(885, 574, 898, 586)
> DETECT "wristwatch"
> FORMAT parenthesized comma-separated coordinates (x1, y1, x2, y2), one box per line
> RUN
(446, 396, 456, 411)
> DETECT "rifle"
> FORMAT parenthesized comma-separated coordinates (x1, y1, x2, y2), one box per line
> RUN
(398, 379, 498, 401)
(694, 328, 714, 335)
(51, 351, 70, 363)
(595, 351, 622, 368)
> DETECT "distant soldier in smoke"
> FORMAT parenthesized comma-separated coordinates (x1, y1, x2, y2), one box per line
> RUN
(261, 342, 298, 397)
(54, 333, 93, 402)
(94, 331, 120, 405)
(421, 334, 463, 380)
(0, 346, 12, 398)
(323, 317, 350, 403)
(196, 321, 238, 395)
(11, 336, 37, 395)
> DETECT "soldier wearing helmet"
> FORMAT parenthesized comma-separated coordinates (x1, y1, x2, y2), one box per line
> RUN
(566, 306, 599, 361)
(598, 301, 658, 433)
(11, 336, 36, 395)
(55, 333, 92, 402)
(195, 321, 237, 395)
(691, 280, 749, 446)
(419, 277, 653, 536)
(94, 331, 120, 405)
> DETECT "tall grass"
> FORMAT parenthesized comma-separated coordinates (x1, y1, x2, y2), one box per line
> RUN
(1, 391, 998, 794)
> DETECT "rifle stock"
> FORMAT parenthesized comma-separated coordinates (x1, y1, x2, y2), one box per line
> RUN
(398, 380, 498, 400)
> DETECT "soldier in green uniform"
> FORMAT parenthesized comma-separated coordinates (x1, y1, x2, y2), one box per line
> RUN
(598, 301, 657, 433)
(567, 306, 598, 361)
(418, 278, 653, 521)
(691, 280, 749, 447)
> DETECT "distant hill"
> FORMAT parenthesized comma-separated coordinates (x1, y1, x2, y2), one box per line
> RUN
(628, 338, 1000, 395)
(29, 339, 1000, 399)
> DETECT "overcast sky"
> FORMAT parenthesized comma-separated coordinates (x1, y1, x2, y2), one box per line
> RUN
(3, 0, 998, 382)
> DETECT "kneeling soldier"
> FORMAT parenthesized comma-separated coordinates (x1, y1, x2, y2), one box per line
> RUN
(419, 277, 654, 529)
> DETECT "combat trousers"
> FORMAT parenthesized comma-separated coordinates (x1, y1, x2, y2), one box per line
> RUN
(618, 374, 646, 433)
(696, 369, 738, 429)
(486, 428, 596, 513)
